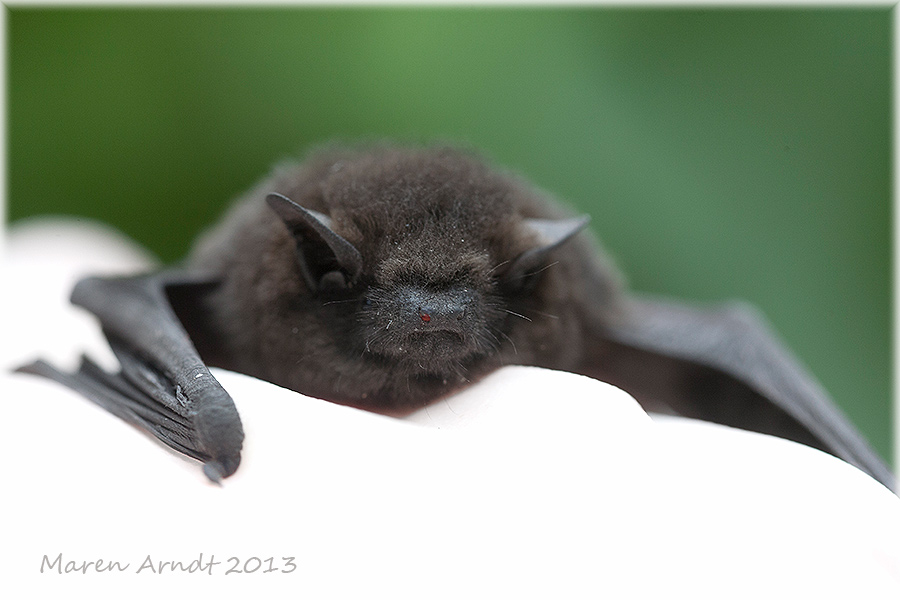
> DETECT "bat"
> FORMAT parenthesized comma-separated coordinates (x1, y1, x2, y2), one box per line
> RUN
(17, 144, 895, 489)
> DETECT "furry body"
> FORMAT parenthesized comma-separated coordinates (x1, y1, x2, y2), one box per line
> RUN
(188, 146, 621, 411)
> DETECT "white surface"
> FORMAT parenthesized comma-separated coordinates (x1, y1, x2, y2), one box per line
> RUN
(2, 220, 899, 598)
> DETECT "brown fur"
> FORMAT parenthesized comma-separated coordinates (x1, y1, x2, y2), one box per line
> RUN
(188, 144, 623, 411)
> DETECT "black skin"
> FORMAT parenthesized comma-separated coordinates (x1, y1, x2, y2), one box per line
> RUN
(18, 144, 895, 489)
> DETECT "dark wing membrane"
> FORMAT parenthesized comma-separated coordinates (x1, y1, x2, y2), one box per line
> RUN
(593, 295, 895, 490)
(20, 351, 208, 464)
(17, 271, 243, 482)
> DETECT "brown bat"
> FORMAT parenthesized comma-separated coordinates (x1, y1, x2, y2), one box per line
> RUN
(18, 144, 895, 489)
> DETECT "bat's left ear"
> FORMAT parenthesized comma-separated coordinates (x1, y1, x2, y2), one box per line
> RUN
(266, 192, 363, 293)
(501, 215, 590, 292)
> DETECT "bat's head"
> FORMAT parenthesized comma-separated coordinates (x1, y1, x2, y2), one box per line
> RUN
(263, 147, 592, 394)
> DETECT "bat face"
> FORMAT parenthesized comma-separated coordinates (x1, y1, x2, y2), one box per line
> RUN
(353, 249, 505, 380)
(270, 182, 511, 382)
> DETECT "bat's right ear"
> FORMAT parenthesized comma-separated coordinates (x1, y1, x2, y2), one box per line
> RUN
(266, 193, 363, 293)
(501, 215, 590, 292)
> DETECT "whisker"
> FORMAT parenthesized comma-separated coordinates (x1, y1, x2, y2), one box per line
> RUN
(503, 309, 532, 322)
(483, 328, 502, 350)
(487, 259, 511, 276)
(526, 260, 559, 277)
(525, 308, 559, 320)
(499, 331, 517, 355)
(443, 395, 460, 416)
(321, 298, 360, 307)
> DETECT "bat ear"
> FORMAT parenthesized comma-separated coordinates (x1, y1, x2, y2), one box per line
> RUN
(266, 193, 363, 292)
(501, 215, 590, 292)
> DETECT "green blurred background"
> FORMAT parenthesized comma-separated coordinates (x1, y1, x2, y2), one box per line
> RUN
(8, 8, 893, 465)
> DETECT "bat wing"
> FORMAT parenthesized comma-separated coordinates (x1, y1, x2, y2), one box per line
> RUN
(17, 271, 244, 482)
(592, 295, 895, 490)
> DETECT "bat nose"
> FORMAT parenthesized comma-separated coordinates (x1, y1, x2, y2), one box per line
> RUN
(416, 299, 465, 326)
(398, 286, 473, 334)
